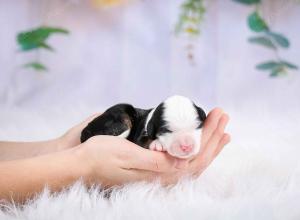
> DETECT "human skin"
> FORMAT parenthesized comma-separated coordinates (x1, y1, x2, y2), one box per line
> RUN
(0, 108, 230, 203)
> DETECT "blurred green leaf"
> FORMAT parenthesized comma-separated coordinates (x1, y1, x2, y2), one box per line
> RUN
(17, 26, 69, 51)
(248, 36, 276, 49)
(248, 11, 268, 32)
(182, 2, 193, 9)
(257, 60, 297, 77)
(281, 61, 298, 69)
(175, 0, 205, 37)
(23, 62, 48, 71)
(233, 0, 260, 4)
(270, 66, 285, 77)
(256, 61, 280, 70)
(39, 42, 54, 51)
(266, 31, 290, 48)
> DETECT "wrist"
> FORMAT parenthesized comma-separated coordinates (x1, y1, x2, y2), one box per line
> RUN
(55, 132, 78, 151)
(57, 130, 82, 151)
(55, 136, 69, 151)
(70, 145, 95, 185)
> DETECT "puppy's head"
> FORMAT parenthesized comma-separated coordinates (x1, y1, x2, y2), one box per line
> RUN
(146, 95, 206, 159)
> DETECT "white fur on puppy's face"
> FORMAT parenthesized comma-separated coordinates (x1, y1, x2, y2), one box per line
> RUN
(157, 95, 203, 159)
(158, 129, 202, 159)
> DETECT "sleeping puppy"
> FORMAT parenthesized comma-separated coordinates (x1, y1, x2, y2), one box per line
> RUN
(81, 95, 206, 159)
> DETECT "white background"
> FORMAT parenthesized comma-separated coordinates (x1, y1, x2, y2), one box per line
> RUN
(0, 0, 299, 112)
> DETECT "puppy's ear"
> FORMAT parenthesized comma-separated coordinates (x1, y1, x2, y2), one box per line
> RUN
(194, 104, 206, 126)
(146, 103, 164, 140)
(146, 118, 157, 140)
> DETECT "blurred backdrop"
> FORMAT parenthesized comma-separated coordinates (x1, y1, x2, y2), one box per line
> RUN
(0, 0, 299, 115)
(1, 1, 300, 217)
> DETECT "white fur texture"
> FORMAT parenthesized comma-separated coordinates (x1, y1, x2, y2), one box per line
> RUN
(0, 107, 300, 220)
(149, 96, 202, 158)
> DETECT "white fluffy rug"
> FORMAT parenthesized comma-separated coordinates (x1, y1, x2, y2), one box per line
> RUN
(0, 107, 300, 220)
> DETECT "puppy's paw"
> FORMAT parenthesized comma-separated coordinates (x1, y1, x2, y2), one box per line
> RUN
(149, 139, 164, 151)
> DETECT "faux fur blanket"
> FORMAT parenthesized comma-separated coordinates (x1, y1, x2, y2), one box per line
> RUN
(0, 108, 299, 220)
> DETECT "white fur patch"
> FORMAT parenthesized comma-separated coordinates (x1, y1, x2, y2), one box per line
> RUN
(144, 107, 156, 132)
(118, 129, 130, 138)
(163, 95, 199, 131)
(157, 95, 202, 158)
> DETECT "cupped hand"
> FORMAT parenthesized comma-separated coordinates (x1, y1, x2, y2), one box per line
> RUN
(77, 135, 181, 187)
(74, 108, 230, 187)
(193, 108, 230, 175)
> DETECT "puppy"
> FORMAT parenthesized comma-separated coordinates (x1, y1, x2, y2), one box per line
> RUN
(81, 95, 206, 159)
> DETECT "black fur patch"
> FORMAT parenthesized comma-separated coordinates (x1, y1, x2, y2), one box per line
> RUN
(193, 104, 206, 129)
(81, 104, 137, 143)
(80, 104, 153, 148)
(146, 103, 171, 140)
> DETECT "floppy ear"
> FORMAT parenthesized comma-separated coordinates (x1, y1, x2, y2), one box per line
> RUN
(194, 104, 207, 124)
(146, 117, 157, 140)
(146, 103, 164, 140)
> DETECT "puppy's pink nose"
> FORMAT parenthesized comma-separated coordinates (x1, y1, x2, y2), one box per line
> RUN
(180, 145, 193, 153)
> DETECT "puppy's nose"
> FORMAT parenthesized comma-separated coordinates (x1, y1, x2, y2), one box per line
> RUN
(180, 145, 193, 153)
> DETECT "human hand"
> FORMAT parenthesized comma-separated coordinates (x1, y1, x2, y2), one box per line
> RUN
(75, 108, 229, 187)
(76, 135, 182, 187)
(57, 113, 102, 151)
(59, 108, 229, 187)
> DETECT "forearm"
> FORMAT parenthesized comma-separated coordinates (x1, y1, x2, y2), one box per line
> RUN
(0, 147, 89, 203)
(0, 138, 65, 161)
(0, 113, 100, 161)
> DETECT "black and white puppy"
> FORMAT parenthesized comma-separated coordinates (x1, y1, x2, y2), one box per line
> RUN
(81, 95, 206, 159)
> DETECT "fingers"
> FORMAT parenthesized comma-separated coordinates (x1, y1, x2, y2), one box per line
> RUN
(117, 112, 231, 185)
(92, 136, 177, 173)
(71, 113, 103, 134)
(201, 108, 224, 148)
(124, 169, 185, 186)
(201, 114, 229, 161)
(124, 146, 178, 173)
(190, 113, 230, 176)
(214, 133, 230, 157)
(174, 159, 189, 169)
(118, 169, 157, 184)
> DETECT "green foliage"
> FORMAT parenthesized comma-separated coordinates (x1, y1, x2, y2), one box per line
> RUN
(256, 61, 279, 70)
(23, 62, 48, 72)
(248, 31, 291, 51)
(175, 0, 206, 63)
(233, 0, 260, 5)
(247, 11, 268, 32)
(266, 31, 289, 48)
(256, 60, 298, 77)
(248, 36, 276, 49)
(17, 26, 69, 72)
(233, 0, 298, 77)
(175, 0, 206, 36)
(270, 66, 285, 77)
(17, 26, 68, 51)
(281, 60, 298, 69)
